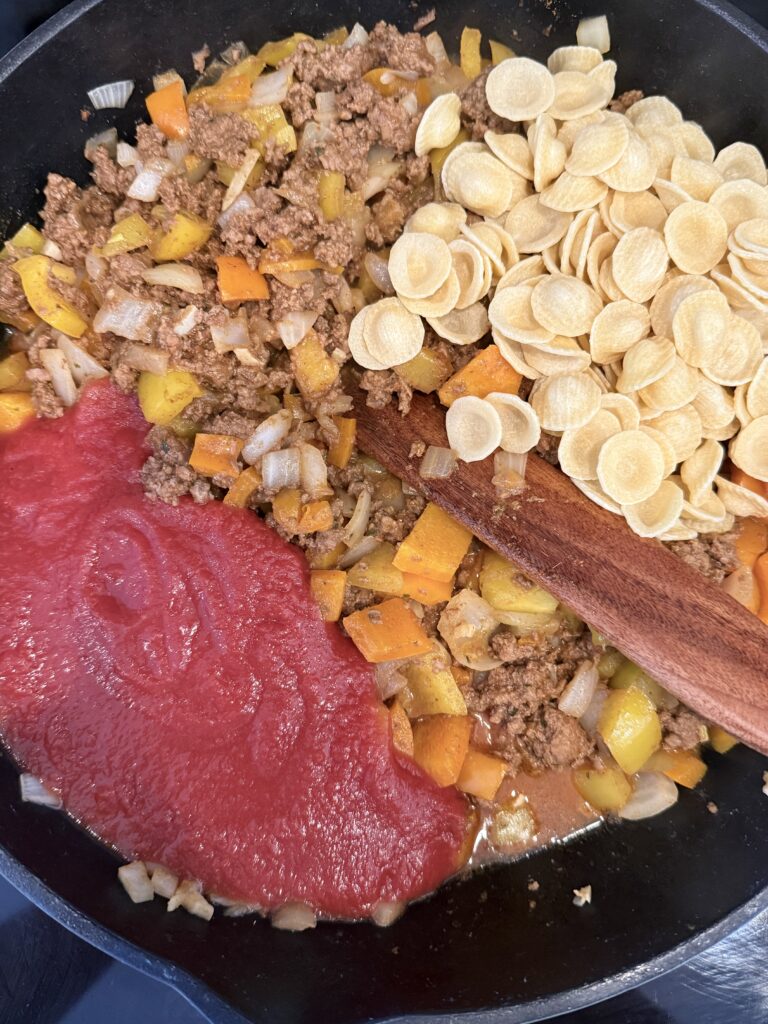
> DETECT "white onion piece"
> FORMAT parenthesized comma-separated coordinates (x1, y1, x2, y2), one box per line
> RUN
(579, 686, 609, 737)
(619, 772, 679, 820)
(152, 69, 185, 93)
(338, 534, 379, 569)
(167, 879, 214, 920)
(85, 250, 108, 282)
(262, 447, 301, 491)
(375, 660, 409, 700)
(41, 238, 64, 261)
(20, 773, 62, 808)
(438, 589, 503, 670)
(362, 151, 402, 201)
(116, 141, 139, 168)
(166, 139, 190, 168)
(559, 660, 599, 718)
(576, 15, 611, 53)
(425, 31, 450, 68)
(242, 409, 293, 464)
(127, 158, 174, 201)
(343, 22, 369, 48)
(342, 487, 372, 547)
(271, 902, 317, 931)
(119, 342, 169, 374)
(148, 864, 179, 899)
(56, 335, 108, 384)
(210, 311, 250, 352)
(314, 91, 338, 124)
(494, 608, 558, 633)
(39, 349, 77, 405)
(222, 149, 261, 212)
(277, 310, 318, 350)
(401, 91, 418, 116)
(217, 190, 255, 229)
(117, 861, 154, 904)
(235, 349, 263, 366)
(298, 121, 333, 157)
(87, 80, 134, 109)
(420, 445, 457, 479)
(494, 450, 528, 477)
(249, 66, 292, 107)
(84, 127, 118, 161)
(93, 287, 161, 342)
(298, 442, 332, 498)
(363, 252, 394, 294)
(173, 304, 199, 336)
(142, 262, 205, 294)
(371, 901, 405, 927)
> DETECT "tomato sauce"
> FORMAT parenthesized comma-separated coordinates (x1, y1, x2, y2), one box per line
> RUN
(0, 381, 468, 918)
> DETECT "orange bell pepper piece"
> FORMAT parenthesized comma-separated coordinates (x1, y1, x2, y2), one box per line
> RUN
(389, 701, 414, 757)
(189, 434, 243, 477)
(412, 715, 474, 787)
(328, 416, 356, 469)
(731, 467, 768, 499)
(709, 725, 739, 754)
(343, 597, 433, 663)
(644, 749, 707, 789)
(755, 551, 768, 625)
(457, 748, 507, 800)
(735, 517, 768, 569)
(298, 499, 334, 533)
(272, 488, 302, 533)
(0, 392, 35, 432)
(146, 80, 190, 140)
(400, 572, 455, 606)
(216, 256, 269, 303)
(310, 569, 347, 621)
(223, 465, 262, 507)
(438, 344, 521, 407)
(0, 352, 31, 392)
(393, 502, 473, 583)
(290, 331, 339, 398)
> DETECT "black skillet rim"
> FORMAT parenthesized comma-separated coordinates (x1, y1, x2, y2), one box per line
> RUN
(1, 0, 768, 1021)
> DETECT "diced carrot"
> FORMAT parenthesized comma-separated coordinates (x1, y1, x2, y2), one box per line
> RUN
(223, 466, 262, 507)
(438, 344, 521, 407)
(457, 748, 507, 800)
(411, 715, 473, 787)
(187, 74, 251, 113)
(389, 700, 414, 757)
(400, 572, 455, 605)
(460, 27, 483, 79)
(0, 392, 35, 432)
(328, 416, 356, 468)
(216, 256, 269, 303)
(709, 725, 739, 754)
(290, 331, 339, 398)
(307, 540, 346, 569)
(146, 80, 190, 140)
(343, 597, 433, 663)
(755, 552, 768, 625)
(393, 502, 473, 583)
(188, 433, 243, 477)
(272, 488, 302, 533)
(310, 569, 346, 621)
(298, 499, 334, 533)
(645, 749, 707, 789)
(735, 517, 768, 568)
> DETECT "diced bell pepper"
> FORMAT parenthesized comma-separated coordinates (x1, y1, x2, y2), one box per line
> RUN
(137, 369, 203, 426)
(13, 255, 87, 338)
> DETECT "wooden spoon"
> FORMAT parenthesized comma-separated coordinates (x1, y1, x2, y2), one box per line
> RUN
(351, 385, 768, 754)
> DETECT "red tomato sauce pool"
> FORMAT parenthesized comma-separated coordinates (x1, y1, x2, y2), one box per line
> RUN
(0, 380, 468, 918)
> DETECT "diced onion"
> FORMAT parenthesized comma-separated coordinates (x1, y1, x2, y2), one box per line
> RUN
(119, 342, 169, 374)
(39, 348, 77, 406)
(166, 139, 190, 168)
(558, 660, 599, 718)
(343, 23, 369, 48)
(576, 15, 611, 53)
(494, 608, 559, 634)
(401, 92, 418, 116)
(332, 278, 355, 314)
(579, 686, 609, 737)
(362, 152, 402, 201)
(127, 158, 174, 202)
(298, 122, 333, 158)
(298, 442, 332, 498)
(19, 773, 62, 808)
(117, 861, 155, 904)
(217, 190, 255, 229)
(438, 589, 503, 671)
(148, 864, 179, 899)
(167, 879, 214, 920)
(371, 901, 405, 927)
(619, 772, 678, 820)
(235, 349, 263, 367)
(425, 31, 450, 67)
(420, 445, 457, 480)
(93, 287, 161, 342)
(87, 79, 134, 110)
(338, 534, 379, 569)
(221, 149, 261, 212)
(173, 304, 200, 336)
(220, 41, 250, 66)
(152, 69, 185, 93)
(271, 902, 317, 931)
(116, 141, 139, 168)
(210, 311, 250, 352)
(314, 91, 338, 124)
(242, 409, 293, 464)
(142, 262, 205, 293)
(375, 661, 409, 700)
(85, 127, 118, 161)
(56, 335, 108, 384)
(85, 250, 108, 282)
(342, 487, 372, 547)
(277, 310, 318, 350)
(41, 238, 64, 261)
(363, 252, 394, 295)
(263, 447, 301, 490)
(249, 66, 292, 107)
(492, 449, 527, 496)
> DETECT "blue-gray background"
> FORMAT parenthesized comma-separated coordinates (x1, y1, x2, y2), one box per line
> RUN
(2, 1, 768, 1021)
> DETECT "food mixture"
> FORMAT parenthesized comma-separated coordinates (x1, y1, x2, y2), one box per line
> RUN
(0, 14, 767, 928)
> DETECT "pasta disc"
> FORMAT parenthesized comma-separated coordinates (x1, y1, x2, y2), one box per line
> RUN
(700, 314, 763, 387)
(557, 111, 606, 151)
(671, 289, 730, 367)
(644, 404, 703, 462)
(427, 302, 490, 345)
(638, 356, 701, 412)
(559, 408, 622, 479)
(640, 130, 685, 181)
(565, 118, 629, 176)
(363, 297, 425, 366)
(622, 479, 685, 538)
(611, 227, 668, 302)
(547, 45, 603, 74)
(714, 142, 768, 185)
(540, 172, 608, 213)
(530, 371, 602, 431)
(443, 150, 521, 219)
(598, 131, 657, 192)
(445, 395, 503, 462)
(523, 337, 591, 376)
(480, 221, 520, 271)
(505, 194, 572, 253)
(670, 156, 723, 202)
(588, 59, 616, 97)
(541, 244, 561, 276)
(414, 92, 462, 157)
(489, 283, 554, 345)
(406, 202, 467, 242)
(734, 381, 753, 428)
(728, 252, 768, 300)
(485, 392, 541, 453)
(586, 231, 618, 297)
(572, 477, 622, 514)
(680, 438, 724, 505)
(497, 254, 545, 289)
(653, 177, 694, 213)
(663, 201, 727, 275)
(533, 125, 567, 193)
(388, 232, 452, 300)
(485, 57, 556, 122)
(658, 522, 699, 541)
(626, 95, 683, 128)
(531, 274, 603, 336)
(639, 425, 677, 477)
(682, 488, 728, 525)
(710, 266, 768, 312)
(548, 70, 610, 121)
(692, 377, 736, 431)
(678, 122, 715, 163)
(702, 418, 740, 443)
(610, 190, 667, 234)
(398, 270, 461, 318)
(598, 257, 624, 302)
(449, 239, 489, 309)
(732, 217, 768, 253)
(616, 336, 676, 393)
(596, 429, 666, 505)
(600, 392, 642, 430)
(484, 131, 534, 179)
(439, 141, 486, 185)
(493, 333, 542, 379)
(709, 179, 768, 232)
(589, 299, 650, 363)
(560, 209, 598, 277)
(348, 306, 388, 370)
(460, 223, 505, 277)
(650, 273, 719, 337)
(747, 357, 768, 418)
(715, 474, 768, 517)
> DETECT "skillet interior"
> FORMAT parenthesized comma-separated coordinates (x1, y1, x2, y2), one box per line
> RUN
(1, 0, 768, 1021)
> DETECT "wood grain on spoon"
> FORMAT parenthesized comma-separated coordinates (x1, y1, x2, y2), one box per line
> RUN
(351, 385, 768, 755)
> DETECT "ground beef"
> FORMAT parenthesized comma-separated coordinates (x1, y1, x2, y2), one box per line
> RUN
(370, 492, 425, 543)
(610, 89, 644, 114)
(187, 105, 253, 166)
(289, 40, 379, 91)
(460, 68, 516, 139)
(335, 80, 379, 121)
(341, 585, 376, 616)
(367, 21, 435, 75)
(135, 123, 168, 161)
(660, 706, 707, 751)
(367, 177, 432, 246)
(316, 121, 375, 191)
(360, 369, 413, 414)
(517, 706, 594, 771)
(535, 431, 560, 466)
(420, 601, 445, 638)
(140, 426, 212, 505)
(0, 262, 28, 315)
(666, 530, 739, 584)
(26, 367, 63, 418)
(314, 220, 361, 270)
(41, 174, 92, 265)
(157, 171, 223, 221)
(366, 95, 420, 154)
(90, 147, 134, 197)
(284, 81, 316, 128)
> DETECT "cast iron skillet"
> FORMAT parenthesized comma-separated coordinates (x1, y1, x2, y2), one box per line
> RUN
(1, 0, 768, 1021)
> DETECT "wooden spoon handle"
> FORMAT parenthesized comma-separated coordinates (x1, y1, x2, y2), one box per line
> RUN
(352, 387, 768, 754)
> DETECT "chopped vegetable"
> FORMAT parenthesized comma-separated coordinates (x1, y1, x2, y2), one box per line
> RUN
(411, 714, 473, 787)
(479, 551, 559, 615)
(460, 27, 483, 80)
(392, 502, 473, 583)
(216, 255, 269, 302)
(490, 800, 537, 847)
(308, 540, 347, 570)
(137, 369, 203, 426)
(437, 344, 521, 408)
(347, 542, 404, 596)
(0, 352, 30, 392)
(146, 79, 189, 139)
(318, 170, 346, 221)
(223, 465, 262, 507)
(343, 597, 433, 663)
(709, 725, 739, 754)
(118, 861, 155, 904)
(290, 331, 340, 397)
(363, 68, 430, 105)
(489, 39, 515, 64)
(310, 569, 346, 621)
(244, 104, 297, 154)
(735, 517, 768, 569)
(609, 657, 668, 708)
(257, 32, 312, 65)
(88, 79, 135, 110)
(573, 766, 633, 812)
(457, 748, 507, 801)
(389, 701, 414, 756)
(271, 488, 302, 533)
(270, 902, 316, 931)
(19, 773, 62, 807)
(401, 640, 468, 717)
(430, 127, 470, 180)
(188, 74, 252, 113)
(298, 499, 334, 533)
(167, 879, 214, 920)
(644, 749, 707, 789)
(598, 687, 662, 774)
(189, 433, 243, 477)
(1, 222, 45, 258)
(328, 416, 356, 468)
(400, 572, 454, 605)
(258, 251, 324, 275)
(99, 213, 154, 258)
(13, 255, 88, 338)
(151, 211, 213, 262)
(619, 772, 678, 820)
(755, 551, 768, 624)
(396, 347, 453, 394)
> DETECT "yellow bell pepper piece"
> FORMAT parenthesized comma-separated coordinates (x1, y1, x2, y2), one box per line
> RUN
(216, 256, 269, 303)
(709, 725, 738, 754)
(480, 550, 559, 615)
(573, 766, 633, 812)
(598, 687, 662, 775)
(272, 488, 302, 533)
(307, 540, 347, 569)
(328, 416, 356, 469)
(146, 80, 190, 139)
(187, 74, 252, 114)
(389, 700, 414, 757)
(347, 542, 404, 596)
(411, 715, 473, 787)
(457, 748, 507, 801)
(1, 222, 45, 258)
(489, 39, 515, 64)
(256, 32, 311, 65)
(298, 499, 334, 533)
(188, 433, 243, 477)
(137, 369, 203, 426)
(258, 251, 323, 275)
(0, 352, 30, 392)
(318, 171, 345, 222)
(151, 211, 213, 262)
(430, 128, 470, 180)
(323, 26, 349, 46)
(438, 344, 521, 407)
(99, 213, 154, 258)
(393, 502, 473, 583)
(13, 255, 87, 338)
(290, 331, 339, 398)
(219, 55, 267, 84)
(243, 105, 297, 154)
(609, 657, 668, 708)
(310, 569, 347, 621)
(343, 597, 433, 663)
(215, 157, 264, 189)
(223, 465, 262, 507)
(401, 641, 468, 718)
(644, 749, 707, 789)
(396, 347, 454, 394)
(0, 392, 35, 432)
(460, 27, 483, 79)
